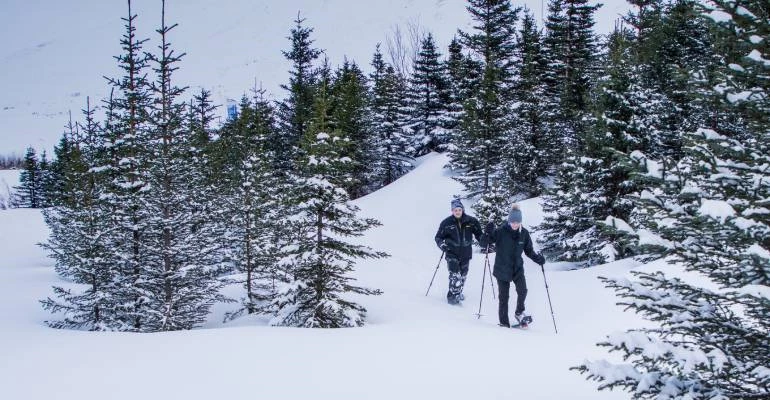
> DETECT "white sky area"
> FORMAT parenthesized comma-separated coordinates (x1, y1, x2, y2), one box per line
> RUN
(0, 0, 631, 154)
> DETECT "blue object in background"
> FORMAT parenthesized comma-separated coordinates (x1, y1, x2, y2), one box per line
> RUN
(227, 103, 238, 121)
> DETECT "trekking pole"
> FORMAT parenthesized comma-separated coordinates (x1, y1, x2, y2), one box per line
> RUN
(540, 263, 558, 334)
(486, 253, 496, 299)
(425, 251, 445, 296)
(487, 222, 498, 298)
(483, 244, 495, 300)
(475, 251, 488, 319)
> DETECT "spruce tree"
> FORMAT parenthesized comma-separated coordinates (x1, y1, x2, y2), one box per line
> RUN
(444, 38, 483, 170)
(538, 25, 671, 266)
(504, 9, 553, 198)
(187, 88, 217, 184)
(472, 182, 510, 229)
(210, 96, 259, 185)
(41, 99, 117, 330)
(539, 0, 571, 162)
(617, 0, 721, 261)
(97, 0, 154, 331)
(330, 60, 374, 198)
(577, 130, 770, 400)
(14, 147, 42, 208)
(537, 155, 611, 266)
(459, 0, 519, 87)
(449, 0, 519, 197)
(222, 90, 289, 321)
(268, 74, 387, 328)
(562, 0, 601, 130)
(542, 0, 567, 96)
(37, 150, 52, 208)
(275, 14, 322, 171)
(542, 0, 601, 149)
(575, 2, 770, 397)
(627, 0, 715, 161)
(140, 0, 228, 331)
(442, 38, 470, 151)
(537, 0, 621, 266)
(583, 28, 650, 263)
(405, 33, 449, 155)
(47, 115, 82, 208)
(369, 45, 413, 188)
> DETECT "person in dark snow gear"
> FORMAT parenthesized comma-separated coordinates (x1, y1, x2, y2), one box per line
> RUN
(484, 204, 545, 327)
(434, 198, 484, 305)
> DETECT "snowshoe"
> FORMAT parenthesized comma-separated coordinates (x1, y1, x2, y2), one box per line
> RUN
(513, 313, 532, 328)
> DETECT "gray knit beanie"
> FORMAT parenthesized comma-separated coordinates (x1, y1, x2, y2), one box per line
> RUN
(507, 204, 522, 223)
(451, 198, 464, 210)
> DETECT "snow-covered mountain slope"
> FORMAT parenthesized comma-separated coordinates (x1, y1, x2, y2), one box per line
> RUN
(0, 153, 647, 400)
(0, 0, 630, 153)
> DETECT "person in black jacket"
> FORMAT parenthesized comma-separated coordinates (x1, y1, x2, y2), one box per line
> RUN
(484, 204, 545, 327)
(434, 198, 484, 305)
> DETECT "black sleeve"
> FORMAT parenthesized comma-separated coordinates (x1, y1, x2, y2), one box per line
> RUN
(472, 218, 484, 243)
(434, 220, 446, 249)
(524, 230, 545, 265)
(482, 223, 498, 248)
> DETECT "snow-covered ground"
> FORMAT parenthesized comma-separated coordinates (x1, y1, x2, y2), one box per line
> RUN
(0, 0, 631, 153)
(0, 169, 20, 209)
(0, 153, 648, 400)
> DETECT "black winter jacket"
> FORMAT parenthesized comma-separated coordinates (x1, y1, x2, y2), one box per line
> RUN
(485, 223, 545, 282)
(434, 214, 483, 260)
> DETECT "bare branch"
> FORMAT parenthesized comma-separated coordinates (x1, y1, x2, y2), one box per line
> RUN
(385, 18, 426, 78)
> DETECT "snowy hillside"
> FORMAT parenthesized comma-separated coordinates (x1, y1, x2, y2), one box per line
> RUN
(0, 153, 646, 400)
(0, 0, 631, 152)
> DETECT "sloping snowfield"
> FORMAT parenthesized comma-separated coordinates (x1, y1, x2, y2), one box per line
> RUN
(0, 153, 644, 399)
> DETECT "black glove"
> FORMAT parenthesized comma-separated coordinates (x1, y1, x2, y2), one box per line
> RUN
(485, 222, 495, 234)
(440, 241, 450, 252)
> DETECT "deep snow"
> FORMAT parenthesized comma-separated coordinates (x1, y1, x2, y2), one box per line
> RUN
(0, 153, 648, 400)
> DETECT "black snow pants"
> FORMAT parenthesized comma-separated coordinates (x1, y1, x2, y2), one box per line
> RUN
(496, 273, 527, 326)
